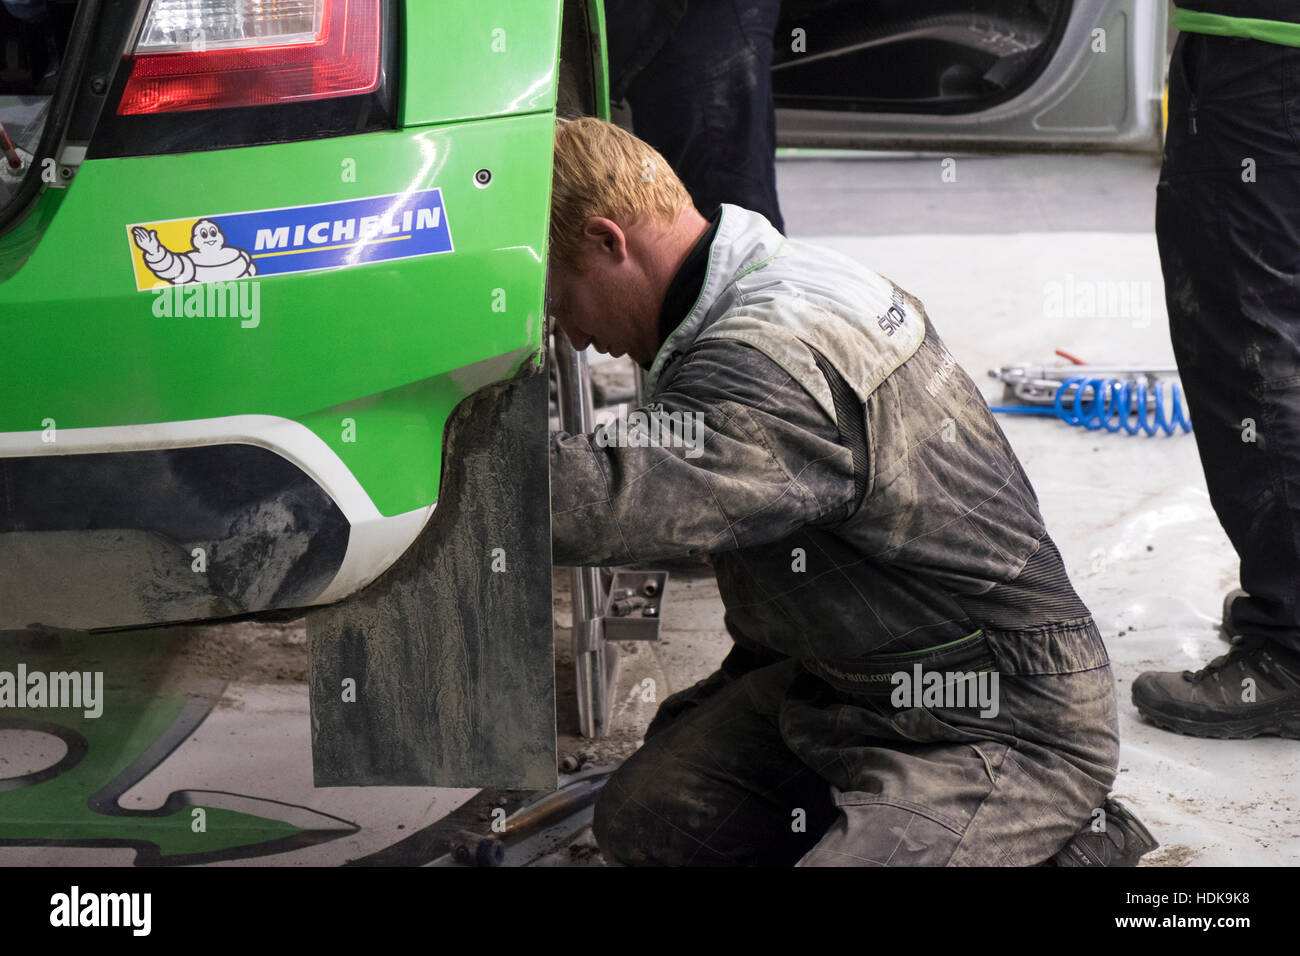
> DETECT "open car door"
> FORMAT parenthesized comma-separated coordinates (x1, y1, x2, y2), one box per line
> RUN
(774, 0, 1166, 153)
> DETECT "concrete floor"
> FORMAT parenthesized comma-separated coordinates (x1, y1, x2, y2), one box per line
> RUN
(3, 152, 1295, 866)
(778, 150, 1162, 236)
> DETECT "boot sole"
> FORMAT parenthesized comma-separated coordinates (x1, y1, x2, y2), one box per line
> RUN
(1135, 705, 1300, 740)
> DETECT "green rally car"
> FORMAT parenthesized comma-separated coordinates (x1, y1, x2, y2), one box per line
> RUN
(0, 0, 607, 790)
(0, 0, 604, 633)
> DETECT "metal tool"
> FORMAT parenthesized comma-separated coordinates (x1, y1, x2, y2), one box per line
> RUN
(447, 767, 613, 867)
(554, 333, 617, 738)
(989, 361, 1181, 407)
(988, 353, 1192, 436)
(0, 122, 22, 171)
(553, 337, 672, 737)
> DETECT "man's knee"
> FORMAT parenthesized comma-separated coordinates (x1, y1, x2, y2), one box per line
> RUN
(592, 747, 835, 866)
(592, 660, 822, 865)
(591, 766, 646, 865)
(591, 748, 706, 866)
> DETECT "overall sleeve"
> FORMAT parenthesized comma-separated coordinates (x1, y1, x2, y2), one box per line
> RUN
(551, 339, 857, 567)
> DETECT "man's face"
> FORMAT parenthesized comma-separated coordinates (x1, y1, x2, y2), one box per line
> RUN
(548, 217, 660, 365)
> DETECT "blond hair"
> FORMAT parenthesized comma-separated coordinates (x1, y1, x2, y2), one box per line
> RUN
(550, 117, 693, 270)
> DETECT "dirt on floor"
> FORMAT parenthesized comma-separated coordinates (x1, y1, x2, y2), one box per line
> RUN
(169, 620, 308, 683)
(72, 558, 722, 777)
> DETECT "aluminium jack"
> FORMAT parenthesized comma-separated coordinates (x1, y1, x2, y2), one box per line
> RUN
(553, 336, 669, 739)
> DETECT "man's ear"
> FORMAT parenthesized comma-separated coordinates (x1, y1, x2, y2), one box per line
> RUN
(582, 216, 628, 262)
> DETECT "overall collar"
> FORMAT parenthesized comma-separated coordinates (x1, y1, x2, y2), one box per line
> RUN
(644, 203, 786, 392)
(648, 205, 721, 365)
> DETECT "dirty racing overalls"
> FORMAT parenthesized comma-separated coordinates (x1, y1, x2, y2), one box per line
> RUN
(550, 204, 1119, 866)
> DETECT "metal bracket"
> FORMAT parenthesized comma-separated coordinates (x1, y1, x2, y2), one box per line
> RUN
(572, 617, 604, 655)
(50, 144, 87, 188)
(602, 570, 667, 642)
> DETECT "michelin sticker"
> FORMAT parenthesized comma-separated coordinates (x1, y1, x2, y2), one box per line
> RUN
(126, 189, 453, 291)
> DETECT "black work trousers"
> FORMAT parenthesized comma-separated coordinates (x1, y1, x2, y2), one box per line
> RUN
(1157, 31, 1300, 655)
(605, 0, 785, 232)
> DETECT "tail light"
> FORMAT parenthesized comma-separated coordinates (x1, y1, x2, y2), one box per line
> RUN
(118, 0, 382, 115)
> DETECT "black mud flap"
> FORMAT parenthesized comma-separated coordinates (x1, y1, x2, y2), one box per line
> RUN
(307, 359, 555, 789)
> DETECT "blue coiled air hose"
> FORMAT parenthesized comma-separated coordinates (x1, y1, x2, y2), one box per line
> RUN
(990, 377, 1193, 436)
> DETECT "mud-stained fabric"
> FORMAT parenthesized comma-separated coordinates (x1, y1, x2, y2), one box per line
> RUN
(551, 205, 1119, 865)
(594, 647, 1117, 867)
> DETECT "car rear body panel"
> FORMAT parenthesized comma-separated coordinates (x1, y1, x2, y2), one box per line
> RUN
(0, 0, 571, 629)
(2, 116, 553, 514)
(400, 0, 563, 127)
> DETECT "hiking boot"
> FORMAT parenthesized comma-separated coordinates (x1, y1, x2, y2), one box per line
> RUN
(1044, 797, 1158, 867)
(1132, 636, 1300, 739)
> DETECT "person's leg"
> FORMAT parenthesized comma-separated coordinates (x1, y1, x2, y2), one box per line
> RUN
(785, 628, 1121, 866)
(592, 658, 836, 866)
(641, 638, 788, 741)
(1161, 34, 1300, 655)
(602, 0, 688, 104)
(1135, 33, 1300, 737)
(623, 0, 785, 231)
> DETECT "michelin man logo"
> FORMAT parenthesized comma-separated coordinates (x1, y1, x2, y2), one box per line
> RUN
(126, 190, 454, 291)
(131, 218, 257, 285)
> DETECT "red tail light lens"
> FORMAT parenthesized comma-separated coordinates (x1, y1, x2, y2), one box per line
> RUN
(117, 0, 382, 115)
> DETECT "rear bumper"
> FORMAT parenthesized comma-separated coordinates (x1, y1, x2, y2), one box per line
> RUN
(0, 414, 433, 630)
